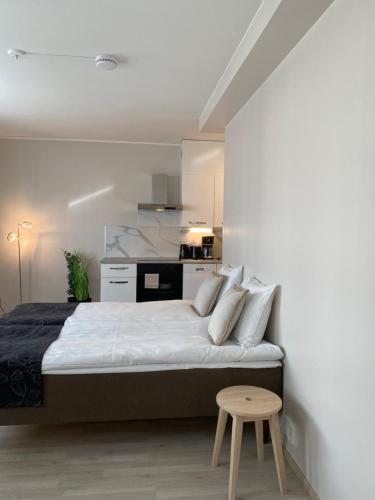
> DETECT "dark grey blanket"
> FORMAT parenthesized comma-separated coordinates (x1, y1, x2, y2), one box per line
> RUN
(0, 303, 78, 408)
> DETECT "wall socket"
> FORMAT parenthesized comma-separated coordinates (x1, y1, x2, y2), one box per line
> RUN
(283, 415, 296, 447)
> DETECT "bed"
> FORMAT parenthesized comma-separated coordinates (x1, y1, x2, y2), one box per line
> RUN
(0, 300, 283, 426)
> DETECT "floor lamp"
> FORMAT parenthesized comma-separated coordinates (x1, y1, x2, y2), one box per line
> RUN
(7, 221, 33, 304)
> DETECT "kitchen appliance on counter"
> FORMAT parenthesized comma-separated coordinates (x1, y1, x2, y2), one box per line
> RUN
(202, 235, 214, 259)
(136, 262, 183, 302)
(179, 244, 190, 260)
(190, 245, 202, 260)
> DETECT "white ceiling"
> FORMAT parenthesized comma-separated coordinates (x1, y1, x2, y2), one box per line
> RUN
(0, 0, 261, 144)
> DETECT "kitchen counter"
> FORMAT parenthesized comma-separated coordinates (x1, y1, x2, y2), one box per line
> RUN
(100, 257, 223, 302)
(101, 257, 222, 265)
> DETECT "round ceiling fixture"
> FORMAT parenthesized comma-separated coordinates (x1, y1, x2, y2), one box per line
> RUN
(95, 54, 118, 70)
(7, 48, 26, 60)
(7, 49, 120, 71)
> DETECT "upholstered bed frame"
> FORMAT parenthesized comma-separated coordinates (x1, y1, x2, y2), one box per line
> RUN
(0, 367, 282, 426)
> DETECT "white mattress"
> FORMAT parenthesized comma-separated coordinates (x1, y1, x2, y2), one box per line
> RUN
(42, 301, 283, 375)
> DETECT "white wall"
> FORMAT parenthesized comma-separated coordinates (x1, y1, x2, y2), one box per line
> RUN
(0, 139, 180, 309)
(224, 1, 374, 499)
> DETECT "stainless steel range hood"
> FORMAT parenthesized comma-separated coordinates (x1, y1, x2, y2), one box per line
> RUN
(138, 174, 183, 212)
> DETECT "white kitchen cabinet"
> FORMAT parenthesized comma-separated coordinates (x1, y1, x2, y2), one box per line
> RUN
(181, 140, 224, 228)
(101, 278, 137, 302)
(182, 263, 217, 300)
(214, 174, 224, 227)
(181, 140, 224, 175)
(180, 174, 214, 227)
(101, 264, 137, 278)
(100, 264, 136, 302)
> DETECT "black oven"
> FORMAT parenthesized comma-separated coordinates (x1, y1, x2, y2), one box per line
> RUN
(136, 263, 183, 302)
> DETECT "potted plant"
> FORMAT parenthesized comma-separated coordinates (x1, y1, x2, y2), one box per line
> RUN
(63, 250, 92, 302)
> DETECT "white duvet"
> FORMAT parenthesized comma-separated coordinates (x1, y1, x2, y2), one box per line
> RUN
(42, 300, 283, 374)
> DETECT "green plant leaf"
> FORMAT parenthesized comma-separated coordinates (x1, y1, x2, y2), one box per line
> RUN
(62, 249, 90, 301)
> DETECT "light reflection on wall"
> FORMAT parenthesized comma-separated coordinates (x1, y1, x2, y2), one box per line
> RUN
(68, 185, 114, 208)
(191, 149, 221, 166)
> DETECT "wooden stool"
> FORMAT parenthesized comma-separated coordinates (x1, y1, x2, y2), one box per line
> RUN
(212, 386, 287, 500)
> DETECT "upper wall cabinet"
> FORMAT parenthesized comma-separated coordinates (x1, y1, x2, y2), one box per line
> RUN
(181, 140, 224, 175)
(181, 140, 224, 228)
(214, 173, 224, 227)
(181, 174, 215, 227)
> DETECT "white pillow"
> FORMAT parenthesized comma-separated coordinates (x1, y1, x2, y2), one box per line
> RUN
(217, 265, 244, 300)
(193, 273, 224, 317)
(231, 276, 276, 347)
(208, 286, 248, 345)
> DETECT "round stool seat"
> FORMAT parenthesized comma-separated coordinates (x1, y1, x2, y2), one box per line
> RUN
(216, 385, 282, 419)
(212, 385, 286, 499)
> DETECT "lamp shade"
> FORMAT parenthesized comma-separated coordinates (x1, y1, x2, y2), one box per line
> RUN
(7, 232, 17, 242)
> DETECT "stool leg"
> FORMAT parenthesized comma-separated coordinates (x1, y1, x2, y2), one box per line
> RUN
(263, 420, 270, 444)
(212, 408, 228, 467)
(228, 416, 243, 500)
(255, 420, 264, 461)
(269, 413, 287, 494)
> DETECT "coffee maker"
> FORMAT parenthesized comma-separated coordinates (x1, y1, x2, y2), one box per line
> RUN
(179, 244, 190, 260)
(201, 235, 214, 259)
(190, 245, 202, 260)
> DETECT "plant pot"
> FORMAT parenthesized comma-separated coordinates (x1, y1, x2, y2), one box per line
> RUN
(68, 297, 92, 303)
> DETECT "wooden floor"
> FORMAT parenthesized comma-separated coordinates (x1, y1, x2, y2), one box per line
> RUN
(0, 418, 309, 500)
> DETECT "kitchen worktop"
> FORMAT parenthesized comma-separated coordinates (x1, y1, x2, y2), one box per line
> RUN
(100, 257, 223, 265)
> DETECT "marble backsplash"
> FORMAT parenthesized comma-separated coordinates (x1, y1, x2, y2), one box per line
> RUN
(105, 224, 222, 259)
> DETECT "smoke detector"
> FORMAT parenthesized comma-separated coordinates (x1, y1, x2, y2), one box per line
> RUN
(7, 49, 26, 60)
(7, 48, 119, 70)
(95, 54, 118, 70)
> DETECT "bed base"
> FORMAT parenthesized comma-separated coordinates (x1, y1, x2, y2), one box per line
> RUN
(0, 368, 282, 426)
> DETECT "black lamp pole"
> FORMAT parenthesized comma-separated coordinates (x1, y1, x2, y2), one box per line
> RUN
(17, 223, 22, 304)
(7, 221, 32, 305)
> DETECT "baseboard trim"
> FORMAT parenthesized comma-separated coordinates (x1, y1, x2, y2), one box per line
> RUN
(284, 447, 320, 500)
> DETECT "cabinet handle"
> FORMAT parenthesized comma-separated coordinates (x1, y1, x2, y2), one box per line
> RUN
(109, 267, 129, 270)
(195, 268, 205, 272)
(109, 281, 129, 284)
(196, 221, 207, 224)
